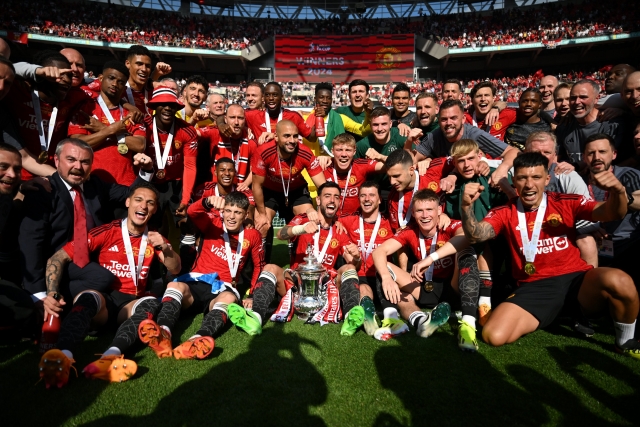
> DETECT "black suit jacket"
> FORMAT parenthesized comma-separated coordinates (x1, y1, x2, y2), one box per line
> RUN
(19, 172, 148, 295)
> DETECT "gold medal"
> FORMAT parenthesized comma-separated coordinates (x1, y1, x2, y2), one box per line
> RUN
(423, 281, 434, 292)
(117, 143, 129, 155)
(156, 170, 166, 180)
(524, 262, 536, 275)
(285, 196, 289, 207)
(231, 280, 236, 287)
(37, 150, 48, 164)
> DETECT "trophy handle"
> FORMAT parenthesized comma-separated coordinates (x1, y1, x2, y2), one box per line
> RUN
(284, 269, 299, 292)
(318, 270, 328, 301)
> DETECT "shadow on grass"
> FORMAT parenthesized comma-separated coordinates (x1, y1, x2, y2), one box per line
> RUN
(81, 327, 328, 427)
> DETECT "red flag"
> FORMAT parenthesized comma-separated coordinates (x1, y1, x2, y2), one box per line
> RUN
(599, 65, 613, 73)
(7, 32, 28, 45)
(533, 69, 544, 79)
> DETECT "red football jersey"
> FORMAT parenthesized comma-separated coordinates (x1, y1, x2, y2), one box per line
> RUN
(4, 82, 90, 180)
(252, 141, 322, 192)
(144, 116, 199, 204)
(388, 172, 442, 231)
(121, 86, 150, 114)
(339, 213, 394, 276)
(324, 159, 379, 216)
(245, 108, 312, 140)
(198, 126, 257, 184)
(191, 181, 255, 206)
(483, 193, 596, 284)
(62, 220, 166, 297)
(80, 79, 101, 100)
(288, 214, 353, 270)
(464, 108, 517, 141)
(391, 220, 462, 279)
(187, 200, 264, 287)
(68, 99, 146, 185)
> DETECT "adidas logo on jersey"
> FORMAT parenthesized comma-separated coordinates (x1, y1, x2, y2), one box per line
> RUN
(108, 245, 119, 252)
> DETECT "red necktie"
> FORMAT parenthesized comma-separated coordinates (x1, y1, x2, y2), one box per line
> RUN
(73, 188, 90, 268)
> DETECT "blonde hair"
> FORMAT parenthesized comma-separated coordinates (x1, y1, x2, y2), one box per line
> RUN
(525, 131, 557, 152)
(450, 139, 479, 159)
(332, 133, 356, 149)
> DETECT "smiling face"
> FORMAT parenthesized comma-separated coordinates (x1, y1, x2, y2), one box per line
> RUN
(519, 91, 542, 119)
(100, 68, 127, 101)
(415, 96, 438, 128)
(222, 203, 247, 233)
(584, 138, 616, 174)
(331, 143, 356, 172)
(442, 83, 461, 101)
(264, 84, 283, 113)
(245, 85, 263, 110)
(439, 105, 464, 142)
(55, 143, 93, 186)
(454, 149, 481, 179)
(392, 90, 410, 115)
(316, 186, 341, 219)
(216, 161, 236, 188)
(0, 149, 21, 195)
(125, 54, 152, 87)
(349, 84, 367, 109)
(60, 48, 86, 87)
(412, 199, 441, 235)
(359, 185, 380, 216)
(472, 87, 494, 117)
(622, 72, 640, 116)
(526, 138, 557, 168)
(207, 94, 226, 117)
(126, 188, 157, 228)
(184, 82, 207, 110)
(554, 87, 571, 118)
(569, 83, 597, 120)
(371, 114, 391, 143)
(155, 104, 178, 127)
(275, 121, 299, 156)
(513, 165, 551, 209)
(539, 76, 558, 105)
(316, 89, 332, 115)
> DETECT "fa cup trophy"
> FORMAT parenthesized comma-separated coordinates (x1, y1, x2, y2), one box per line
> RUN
(285, 244, 328, 318)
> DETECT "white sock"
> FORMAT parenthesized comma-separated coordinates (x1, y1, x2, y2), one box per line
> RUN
(408, 311, 428, 329)
(251, 310, 263, 324)
(383, 307, 399, 320)
(614, 320, 636, 346)
(101, 347, 121, 358)
(160, 325, 171, 335)
(189, 334, 202, 340)
(479, 296, 491, 308)
(462, 315, 476, 329)
(61, 349, 73, 360)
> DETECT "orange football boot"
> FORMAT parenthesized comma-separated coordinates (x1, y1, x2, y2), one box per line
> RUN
(173, 336, 215, 360)
(478, 304, 492, 327)
(138, 319, 173, 358)
(83, 355, 137, 382)
(38, 349, 77, 389)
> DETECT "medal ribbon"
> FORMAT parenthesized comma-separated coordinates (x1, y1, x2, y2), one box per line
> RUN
(358, 213, 381, 263)
(121, 218, 148, 288)
(332, 166, 353, 212)
(152, 118, 175, 171)
(264, 108, 283, 133)
(222, 223, 244, 283)
(313, 226, 333, 264)
(516, 193, 547, 266)
(419, 230, 438, 282)
(97, 95, 126, 144)
(125, 83, 149, 113)
(398, 174, 420, 228)
(31, 90, 58, 153)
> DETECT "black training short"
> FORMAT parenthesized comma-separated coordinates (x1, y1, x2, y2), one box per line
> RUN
(505, 271, 587, 329)
(263, 185, 312, 222)
(104, 290, 138, 327)
(184, 281, 239, 315)
(417, 279, 448, 309)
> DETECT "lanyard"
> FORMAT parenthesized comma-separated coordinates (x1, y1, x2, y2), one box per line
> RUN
(398, 174, 420, 228)
(278, 153, 293, 203)
(152, 118, 175, 171)
(214, 184, 235, 197)
(419, 229, 438, 282)
(313, 226, 333, 264)
(264, 108, 283, 133)
(358, 213, 381, 263)
(31, 90, 58, 152)
(121, 218, 148, 288)
(97, 95, 126, 144)
(516, 193, 547, 264)
(125, 83, 149, 113)
(332, 165, 353, 212)
(222, 223, 244, 282)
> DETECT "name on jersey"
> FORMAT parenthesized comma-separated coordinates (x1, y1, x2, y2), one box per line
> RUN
(519, 235, 569, 255)
(103, 261, 150, 279)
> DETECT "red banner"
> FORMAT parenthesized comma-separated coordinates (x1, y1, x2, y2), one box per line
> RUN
(275, 35, 415, 83)
(6, 32, 28, 45)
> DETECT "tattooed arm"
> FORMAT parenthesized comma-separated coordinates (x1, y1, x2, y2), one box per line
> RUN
(277, 221, 319, 241)
(42, 248, 72, 319)
(460, 182, 496, 245)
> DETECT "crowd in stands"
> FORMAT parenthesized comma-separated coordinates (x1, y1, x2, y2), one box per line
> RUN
(2, 0, 639, 52)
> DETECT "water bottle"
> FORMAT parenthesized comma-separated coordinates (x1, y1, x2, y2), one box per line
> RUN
(39, 314, 61, 354)
(315, 115, 325, 137)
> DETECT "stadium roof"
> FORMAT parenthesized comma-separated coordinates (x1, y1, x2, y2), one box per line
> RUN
(89, 0, 564, 20)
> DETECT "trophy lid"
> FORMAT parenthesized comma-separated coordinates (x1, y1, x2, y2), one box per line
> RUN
(297, 243, 326, 274)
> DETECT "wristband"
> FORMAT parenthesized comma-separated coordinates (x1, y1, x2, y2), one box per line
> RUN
(428, 252, 440, 262)
(291, 224, 307, 236)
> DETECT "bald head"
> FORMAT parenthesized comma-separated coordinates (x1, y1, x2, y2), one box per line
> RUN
(622, 71, 640, 117)
(0, 38, 10, 59)
(275, 120, 299, 156)
(605, 64, 636, 94)
(60, 48, 86, 87)
(540, 76, 559, 108)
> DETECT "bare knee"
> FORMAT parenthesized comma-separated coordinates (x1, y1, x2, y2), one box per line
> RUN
(481, 322, 509, 347)
(168, 281, 190, 298)
(263, 264, 281, 275)
(603, 270, 638, 301)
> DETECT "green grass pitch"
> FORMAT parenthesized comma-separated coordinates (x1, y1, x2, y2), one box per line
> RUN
(2, 238, 639, 427)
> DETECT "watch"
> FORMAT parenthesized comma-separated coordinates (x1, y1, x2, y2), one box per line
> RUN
(491, 105, 500, 110)
(627, 190, 634, 207)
